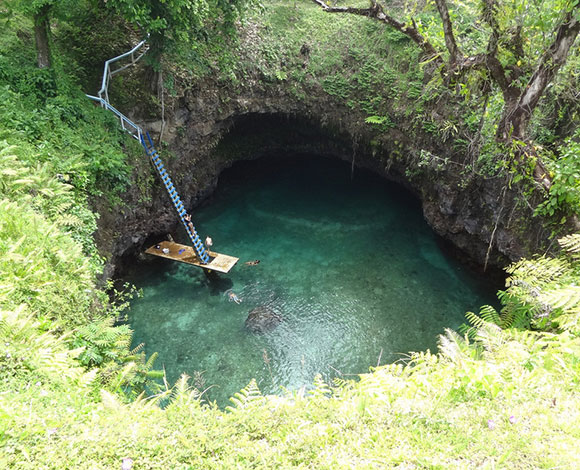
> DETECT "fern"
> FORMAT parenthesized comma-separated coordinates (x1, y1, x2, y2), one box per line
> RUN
(308, 374, 332, 398)
(438, 328, 475, 364)
(553, 313, 580, 335)
(540, 286, 580, 313)
(506, 256, 566, 287)
(559, 234, 580, 258)
(72, 317, 132, 367)
(461, 306, 502, 339)
(167, 373, 205, 408)
(227, 379, 264, 412)
(475, 322, 504, 354)
(0, 305, 83, 383)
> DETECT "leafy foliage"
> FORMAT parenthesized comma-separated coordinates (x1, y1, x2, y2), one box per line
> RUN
(463, 233, 580, 336)
(72, 317, 133, 368)
(1, 2, 580, 469)
(559, 233, 580, 257)
(105, 0, 250, 63)
(0, 198, 97, 326)
(0, 305, 87, 386)
(535, 131, 580, 219)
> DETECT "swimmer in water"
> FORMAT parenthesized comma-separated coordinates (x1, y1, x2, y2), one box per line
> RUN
(225, 289, 242, 304)
(244, 260, 260, 266)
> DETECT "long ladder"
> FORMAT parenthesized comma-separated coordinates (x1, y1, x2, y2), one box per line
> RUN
(141, 132, 210, 264)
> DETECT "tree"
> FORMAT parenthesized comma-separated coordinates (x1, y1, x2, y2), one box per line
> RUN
(32, 2, 52, 68)
(8, 0, 82, 69)
(7, 0, 59, 68)
(311, 0, 580, 176)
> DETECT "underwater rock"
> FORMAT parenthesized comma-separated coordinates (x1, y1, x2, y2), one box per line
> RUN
(245, 306, 283, 334)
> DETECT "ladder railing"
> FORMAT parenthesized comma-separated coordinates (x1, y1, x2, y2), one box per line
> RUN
(87, 38, 210, 264)
(85, 95, 143, 141)
(96, 37, 149, 104)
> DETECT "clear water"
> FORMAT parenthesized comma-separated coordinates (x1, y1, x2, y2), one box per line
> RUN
(126, 156, 497, 406)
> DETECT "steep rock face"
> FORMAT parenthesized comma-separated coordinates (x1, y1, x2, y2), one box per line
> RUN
(99, 77, 548, 277)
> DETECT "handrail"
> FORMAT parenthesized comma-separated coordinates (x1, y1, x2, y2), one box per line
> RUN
(85, 35, 148, 138)
(86, 95, 143, 141)
(95, 35, 149, 103)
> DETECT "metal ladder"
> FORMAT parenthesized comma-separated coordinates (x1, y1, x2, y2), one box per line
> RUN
(141, 132, 210, 264)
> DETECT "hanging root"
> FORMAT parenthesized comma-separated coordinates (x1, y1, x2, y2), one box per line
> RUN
(484, 184, 508, 271)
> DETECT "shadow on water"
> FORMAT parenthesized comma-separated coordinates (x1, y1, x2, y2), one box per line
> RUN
(124, 154, 501, 407)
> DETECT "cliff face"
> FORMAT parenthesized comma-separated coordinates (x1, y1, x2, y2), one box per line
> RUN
(97, 78, 547, 279)
(96, 74, 548, 278)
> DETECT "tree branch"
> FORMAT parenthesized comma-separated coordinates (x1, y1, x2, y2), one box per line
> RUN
(503, 10, 580, 139)
(311, 0, 440, 61)
(519, 13, 580, 112)
(433, 0, 462, 65)
(480, 0, 511, 92)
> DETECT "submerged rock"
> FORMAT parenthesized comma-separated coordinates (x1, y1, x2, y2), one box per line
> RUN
(245, 306, 283, 334)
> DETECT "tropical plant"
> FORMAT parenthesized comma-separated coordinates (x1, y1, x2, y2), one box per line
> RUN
(104, 0, 250, 62)
(226, 378, 264, 411)
(463, 233, 580, 335)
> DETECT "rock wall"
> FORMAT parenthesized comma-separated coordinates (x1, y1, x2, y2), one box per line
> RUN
(98, 76, 549, 278)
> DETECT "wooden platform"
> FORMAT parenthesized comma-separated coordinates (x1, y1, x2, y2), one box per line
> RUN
(145, 241, 239, 274)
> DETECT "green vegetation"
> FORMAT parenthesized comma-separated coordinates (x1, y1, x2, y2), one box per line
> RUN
(228, 1, 580, 225)
(1, 1, 580, 468)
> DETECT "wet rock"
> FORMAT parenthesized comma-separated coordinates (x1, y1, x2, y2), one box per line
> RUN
(245, 306, 283, 334)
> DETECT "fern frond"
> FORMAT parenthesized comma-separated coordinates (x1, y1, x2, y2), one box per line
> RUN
(438, 328, 471, 364)
(110, 362, 137, 392)
(130, 343, 145, 355)
(226, 379, 264, 412)
(540, 286, 580, 313)
(553, 313, 580, 335)
(169, 374, 203, 406)
(559, 234, 580, 258)
(461, 306, 501, 340)
(465, 310, 486, 330)
(77, 368, 99, 389)
(308, 374, 331, 398)
(475, 322, 504, 354)
(55, 214, 84, 229)
(173, 374, 192, 398)
(143, 352, 159, 372)
(506, 256, 566, 287)
(479, 305, 502, 325)
(101, 390, 122, 410)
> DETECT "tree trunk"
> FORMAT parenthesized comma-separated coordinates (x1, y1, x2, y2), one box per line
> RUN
(499, 14, 580, 141)
(34, 5, 52, 69)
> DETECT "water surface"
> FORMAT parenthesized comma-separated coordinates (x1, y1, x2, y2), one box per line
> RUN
(126, 156, 496, 406)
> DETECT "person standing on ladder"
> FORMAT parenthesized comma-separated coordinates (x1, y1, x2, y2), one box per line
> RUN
(185, 213, 195, 233)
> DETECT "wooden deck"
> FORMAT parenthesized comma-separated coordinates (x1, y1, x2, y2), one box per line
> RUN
(145, 241, 239, 273)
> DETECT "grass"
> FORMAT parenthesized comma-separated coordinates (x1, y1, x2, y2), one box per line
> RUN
(2, 326, 580, 468)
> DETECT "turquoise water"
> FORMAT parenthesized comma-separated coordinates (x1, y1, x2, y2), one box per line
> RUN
(126, 156, 497, 406)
